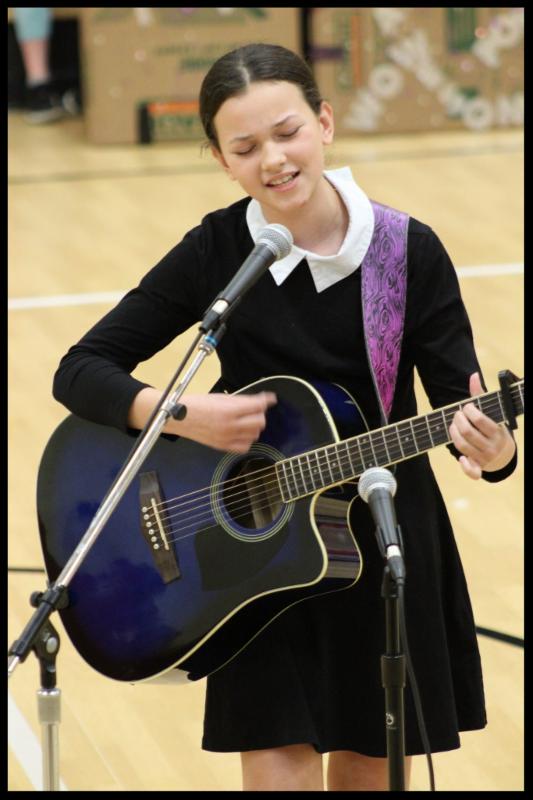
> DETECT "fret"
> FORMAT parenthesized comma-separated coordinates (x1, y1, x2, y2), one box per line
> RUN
(440, 408, 450, 438)
(325, 447, 345, 485)
(394, 425, 405, 458)
(305, 453, 317, 491)
(292, 458, 308, 497)
(357, 434, 375, 468)
(321, 448, 333, 485)
(474, 396, 487, 422)
(409, 418, 421, 453)
(379, 428, 392, 465)
(331, 445, 349, 481)
(343, 440, 358, 478)
(424, 414, 435, 448)
(311, 450, 323, 488)
(427, 410, 447, 446)
(396, 421, 418, 457)
(341, 444, 353, 479)
(489, 396, 501, 421)
(384, 428, 403, 462)
(289, 459, 301, 499)
(494, 395, 506, 423)
(367, 433, 380, 467)
(349, 439, 366, 477)
(277, 381, 524, 502)
(497, 392, 506, 425)
(354, 435, 368, 471)
(286, 458, 301, 499)
(277, 460, 293, 502)
(287, 458, 297, 494)
(296, 457, 308, 494)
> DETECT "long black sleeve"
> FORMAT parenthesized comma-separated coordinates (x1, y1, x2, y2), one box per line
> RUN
(402, 224, 517, 482)
(53, 221, 211, 430)
(53, 200, 517, 481)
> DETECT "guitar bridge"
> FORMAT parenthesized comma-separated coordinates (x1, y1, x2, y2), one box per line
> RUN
(140, 470, 181, 584)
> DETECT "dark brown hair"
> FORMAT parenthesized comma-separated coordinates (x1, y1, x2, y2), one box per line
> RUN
(199, 43, 323, 149)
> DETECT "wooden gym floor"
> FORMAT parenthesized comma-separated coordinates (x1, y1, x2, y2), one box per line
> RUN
(8, 110, 523, 791)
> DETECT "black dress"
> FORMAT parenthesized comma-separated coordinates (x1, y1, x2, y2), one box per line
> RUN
(53, 197, 516, 757)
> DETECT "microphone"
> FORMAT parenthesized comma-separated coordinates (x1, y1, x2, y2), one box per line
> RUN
(200, 223, 293, 332)
(358, 467, 406, 583)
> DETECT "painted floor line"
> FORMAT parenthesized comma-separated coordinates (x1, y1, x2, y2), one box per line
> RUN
(7, 263, 524, 310)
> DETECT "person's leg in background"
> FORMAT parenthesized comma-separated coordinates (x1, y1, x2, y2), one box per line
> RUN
(12, 8, 65, 123)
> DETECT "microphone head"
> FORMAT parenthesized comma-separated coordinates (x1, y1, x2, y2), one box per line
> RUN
(257, 223, 293, 260)
(358, 467, 397, 503)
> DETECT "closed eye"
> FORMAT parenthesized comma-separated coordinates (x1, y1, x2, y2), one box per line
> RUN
(234, 146, 255, 156)
(278, 127, 301, 139)
(233, 127, 302, 156)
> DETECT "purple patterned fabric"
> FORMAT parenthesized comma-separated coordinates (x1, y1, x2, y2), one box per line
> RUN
(361, 201, 409, 422)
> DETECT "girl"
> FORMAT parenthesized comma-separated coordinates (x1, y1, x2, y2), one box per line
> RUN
(53, 43, 517, 791)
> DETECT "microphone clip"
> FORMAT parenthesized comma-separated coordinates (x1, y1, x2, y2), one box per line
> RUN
(376, 524, 406, 585)
(375, 522, 404, 560)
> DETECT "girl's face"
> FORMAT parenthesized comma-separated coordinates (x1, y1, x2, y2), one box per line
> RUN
(211, 80, 334, 220)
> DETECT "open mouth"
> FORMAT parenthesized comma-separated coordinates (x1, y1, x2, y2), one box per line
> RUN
(266, 171, 300, 188)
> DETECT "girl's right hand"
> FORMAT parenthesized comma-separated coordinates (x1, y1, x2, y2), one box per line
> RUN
(128, 387, 277, 454)
(174, 391, 278, 453)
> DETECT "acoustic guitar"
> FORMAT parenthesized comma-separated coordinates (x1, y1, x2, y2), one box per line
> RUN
(37, 373, 523, 683)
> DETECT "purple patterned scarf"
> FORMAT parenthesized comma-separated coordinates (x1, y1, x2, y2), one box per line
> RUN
(361, 201, 409, 423)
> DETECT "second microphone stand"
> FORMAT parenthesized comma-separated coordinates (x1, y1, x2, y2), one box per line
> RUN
(381, 562, 407, 791)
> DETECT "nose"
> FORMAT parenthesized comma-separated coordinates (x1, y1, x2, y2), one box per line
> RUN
(261, 140, 287, 173)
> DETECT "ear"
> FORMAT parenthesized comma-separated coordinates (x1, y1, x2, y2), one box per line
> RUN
(318, 100, 334, 145)
(211, 145, 236, 180)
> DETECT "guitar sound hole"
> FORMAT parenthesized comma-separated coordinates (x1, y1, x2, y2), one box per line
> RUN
(222, 457, 282, 530)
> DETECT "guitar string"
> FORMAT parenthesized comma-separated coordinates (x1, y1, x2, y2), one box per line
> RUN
(150, 432, 514, 551)
(156, 398, 511, 544)
(146, 391, 513, 520)
(146, 471, 280, 526)
(148, 386, 522, 521)
(147, 396, 523, 547)
(156, 423, 469, 543)
(151, 495, 296, 546)
(142, 395, 513, 539)
(144, 394, 512, 529)
(142, 459, 279, 512)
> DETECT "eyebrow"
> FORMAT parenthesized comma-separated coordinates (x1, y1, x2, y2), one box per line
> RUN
(229, 114, 299, 144)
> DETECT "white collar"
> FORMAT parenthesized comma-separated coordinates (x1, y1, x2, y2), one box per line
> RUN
(246, 166, 375, 293)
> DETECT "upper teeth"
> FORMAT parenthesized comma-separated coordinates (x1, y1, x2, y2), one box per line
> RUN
(270, 174, 295, 186)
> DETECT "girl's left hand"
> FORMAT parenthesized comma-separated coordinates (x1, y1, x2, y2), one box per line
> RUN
(449, 372, 516, 480)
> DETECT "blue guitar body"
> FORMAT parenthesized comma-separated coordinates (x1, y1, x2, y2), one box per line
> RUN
(37, 377, 367, 683)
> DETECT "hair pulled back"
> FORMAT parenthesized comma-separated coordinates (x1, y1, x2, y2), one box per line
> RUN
(199, 43, 323, 149)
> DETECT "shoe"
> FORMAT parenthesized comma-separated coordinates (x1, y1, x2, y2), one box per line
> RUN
(24, 82, 66, 124)
(61, 87, 81, 116)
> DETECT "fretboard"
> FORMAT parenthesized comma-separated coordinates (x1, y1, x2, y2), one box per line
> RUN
(276, 380, 524, 502)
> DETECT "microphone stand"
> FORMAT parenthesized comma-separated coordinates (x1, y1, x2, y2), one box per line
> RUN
(371, 497, 407, 791)
(8, 320, 227, 790)
(381, 560, 407, 791)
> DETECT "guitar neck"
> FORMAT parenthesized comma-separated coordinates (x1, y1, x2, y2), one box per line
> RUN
(276, 380, 524, 502)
